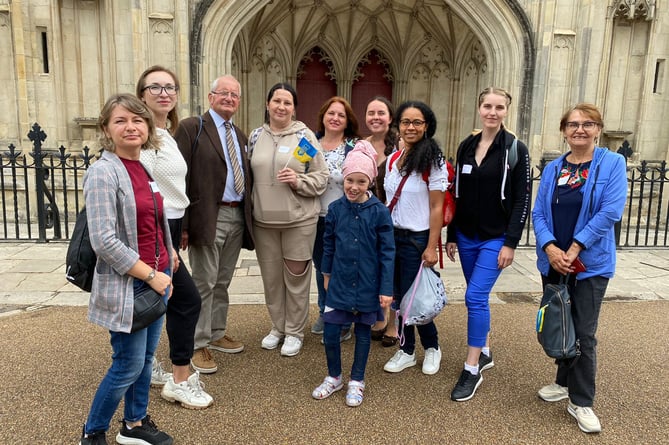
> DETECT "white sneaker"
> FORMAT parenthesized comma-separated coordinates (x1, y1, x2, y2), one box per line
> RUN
(280, 336, 303, 356)
(567, 400, 602, 433)
(538, 383, 569, 402)
(422, 347, 442, 375)
(160, 372, 213, 409)
(150, 358, 172, 387)
(261, 333, 283, 350)
(383, 350, 416, 373)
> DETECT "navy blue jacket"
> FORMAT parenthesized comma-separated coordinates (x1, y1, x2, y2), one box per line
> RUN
(321, 194, 395, 313)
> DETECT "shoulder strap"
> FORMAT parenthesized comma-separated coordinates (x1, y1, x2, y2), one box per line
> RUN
(507, 137, 518, 170)
(248, 127, 262, 155)
(388, 150, 402, 172)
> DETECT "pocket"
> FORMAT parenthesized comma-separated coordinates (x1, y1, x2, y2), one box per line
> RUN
(253, 184, 306, 223)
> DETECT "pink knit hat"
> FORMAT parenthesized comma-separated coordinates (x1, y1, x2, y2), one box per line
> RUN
(342, 140, 378, 181)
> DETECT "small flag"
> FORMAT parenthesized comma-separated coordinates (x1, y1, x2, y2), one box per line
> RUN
(292, 137, 318, 163)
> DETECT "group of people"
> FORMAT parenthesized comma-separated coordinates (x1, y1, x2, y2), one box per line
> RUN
(77, 67, 627, 444)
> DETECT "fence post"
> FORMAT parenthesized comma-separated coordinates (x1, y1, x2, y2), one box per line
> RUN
(28, 123, 48, 243)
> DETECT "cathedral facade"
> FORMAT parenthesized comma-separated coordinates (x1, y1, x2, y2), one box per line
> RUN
(1, 0, 667, 163)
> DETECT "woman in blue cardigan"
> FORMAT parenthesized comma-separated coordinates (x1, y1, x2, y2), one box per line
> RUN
(533, 103, 627, 434)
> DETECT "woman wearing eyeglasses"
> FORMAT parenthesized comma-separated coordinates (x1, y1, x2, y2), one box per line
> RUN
(136, 66, 213, 409)
(445, 87, 530, 402)
(382, 101, 447, 376)
(532, 103, 626, 433)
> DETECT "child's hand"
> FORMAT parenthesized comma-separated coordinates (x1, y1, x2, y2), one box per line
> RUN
(323, 274, 330, 291)
(379, 295, 393, 308)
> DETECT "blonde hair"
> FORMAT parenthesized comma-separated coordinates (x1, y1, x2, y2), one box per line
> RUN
(478, 87, 512, 107)
(98, 94, 160, 152)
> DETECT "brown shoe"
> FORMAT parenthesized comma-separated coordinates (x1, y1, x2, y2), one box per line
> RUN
(191, 348, 217, 374)
(209, 334, 245, 354)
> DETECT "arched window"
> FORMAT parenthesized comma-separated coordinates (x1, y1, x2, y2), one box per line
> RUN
(352, 49, 393, 136)
(296, 47, 337, 132)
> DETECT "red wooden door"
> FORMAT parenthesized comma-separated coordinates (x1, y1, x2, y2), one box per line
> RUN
(352, 49, 393, 137)
(296, 47, 337, 133)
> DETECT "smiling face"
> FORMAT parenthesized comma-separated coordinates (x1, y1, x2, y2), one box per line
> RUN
(140, 70, 178, 122)
(365, 99, 392, 136)
(478, 92, 509, 131)
(208, 76, 241, 121)
(398, 107, 426, 149)
(103, 105, 149, 158)
(562, 110, 602, 151)
(344, 172, 371, 203)
(323, 101, 347, 135)
(267, 88, 295, 130)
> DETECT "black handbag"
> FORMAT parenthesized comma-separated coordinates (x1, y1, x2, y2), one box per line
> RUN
(131, 181, 167, 333)
(536, 275, 579, 360)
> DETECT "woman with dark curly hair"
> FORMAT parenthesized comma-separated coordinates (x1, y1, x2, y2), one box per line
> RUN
(382, 100, 448, 376)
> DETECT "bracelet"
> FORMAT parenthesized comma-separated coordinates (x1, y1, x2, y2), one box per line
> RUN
(145, 269, 156, 282)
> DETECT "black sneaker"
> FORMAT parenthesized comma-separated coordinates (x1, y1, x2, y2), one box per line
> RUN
(479, 351, 494, 372)
(450, 369, 483, 402)
(79, 425, 108, 445)
(115, 415, 173, 445)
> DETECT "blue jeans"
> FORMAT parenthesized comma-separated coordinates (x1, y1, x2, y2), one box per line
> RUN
(84, 279, 166, 434)
(394, 228, 439, 355)
(456, 232, 505, 347)
(324, 322, 372, 381)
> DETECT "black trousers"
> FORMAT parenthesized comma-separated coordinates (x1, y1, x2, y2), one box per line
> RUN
(166, 218, 202, 366)
(542, 269, 608, 407)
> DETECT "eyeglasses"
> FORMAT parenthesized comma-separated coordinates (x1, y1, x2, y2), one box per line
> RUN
(211, 90, 240, 100)
(399, 119, 426, 128)
(565, 121, 598, 131)
(143, 84, 178, 96)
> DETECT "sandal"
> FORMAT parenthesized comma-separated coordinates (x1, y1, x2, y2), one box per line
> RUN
(312, 375, 343, 400)
(346, 380, 365, 407)
(381, 334, 399, 347)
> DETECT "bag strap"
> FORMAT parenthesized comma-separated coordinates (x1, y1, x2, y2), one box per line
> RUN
(397, 260, 426, 347)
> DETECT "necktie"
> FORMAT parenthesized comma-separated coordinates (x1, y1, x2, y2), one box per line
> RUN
(224, 121, 245, 195)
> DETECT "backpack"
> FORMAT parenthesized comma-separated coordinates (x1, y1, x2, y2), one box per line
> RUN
(387, 150, 456, 227)
(65, 207, 96, 292)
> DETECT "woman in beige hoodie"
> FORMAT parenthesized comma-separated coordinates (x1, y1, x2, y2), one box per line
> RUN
(249, 82, 329, 357)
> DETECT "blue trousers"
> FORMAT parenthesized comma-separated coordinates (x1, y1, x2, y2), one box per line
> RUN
(84, 279, 165, 434)
(456, 232, 505, 348)
(323, 322, 372, 381)
(394, 228, 438, 355)
(543, 269, 608, 407)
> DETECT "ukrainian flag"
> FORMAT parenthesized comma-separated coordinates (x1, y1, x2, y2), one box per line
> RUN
(293, 137, 318, 163)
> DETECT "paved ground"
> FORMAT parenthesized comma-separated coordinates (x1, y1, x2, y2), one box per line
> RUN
(0, 242, 668, 444)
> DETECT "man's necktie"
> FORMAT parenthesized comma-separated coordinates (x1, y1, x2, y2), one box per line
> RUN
(224, 121, 244, 195)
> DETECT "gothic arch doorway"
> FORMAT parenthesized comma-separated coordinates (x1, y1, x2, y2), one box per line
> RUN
(296, 47, 337, 132)
(352, 49, 393, 137)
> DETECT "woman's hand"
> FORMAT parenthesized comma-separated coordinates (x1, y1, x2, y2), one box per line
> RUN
(422, 246, 438, 268)
(180, 230, 189, 250)
(171, 248, 179, 272)
(379, 295, 393, 309)
(446, 242, 457, 262)
(277, 167, 298, 189)
(497, 246, 515, 269)
(546, 244, 571, 275)
(150, 271, 173, 299)
(323, 273, 330, 291)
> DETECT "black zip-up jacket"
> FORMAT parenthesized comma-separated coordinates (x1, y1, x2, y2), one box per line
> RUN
(446, 128, 530, 248)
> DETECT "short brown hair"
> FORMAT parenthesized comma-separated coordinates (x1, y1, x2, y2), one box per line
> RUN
(98, 94, 160, 152)
(559, 103, 604, 132)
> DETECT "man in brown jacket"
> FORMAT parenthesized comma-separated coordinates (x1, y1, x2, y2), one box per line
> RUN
(174, 75, 254, 374)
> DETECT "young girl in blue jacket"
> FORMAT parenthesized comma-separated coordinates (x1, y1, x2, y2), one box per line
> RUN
(312, 140, 395, 407)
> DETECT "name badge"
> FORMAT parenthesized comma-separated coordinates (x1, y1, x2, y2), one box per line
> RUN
(149, 181, 160, 193)
(462, 164, 473, 174)
(278, 145, 291, 153)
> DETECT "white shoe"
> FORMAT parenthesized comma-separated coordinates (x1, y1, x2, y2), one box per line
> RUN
(422, 347, 441, 375)
(345, 380, 365, 407)
(567, 400, 602, 433)
(150, 358, 172, 387)
(538, 383, 569, 402)
(261, 333, 283, 350)
(161, 372, 213, 409)
(280, 336, 303, 356)
(383, 350, 416, 373)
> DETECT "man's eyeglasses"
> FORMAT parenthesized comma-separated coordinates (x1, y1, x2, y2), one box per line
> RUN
(399, 119, 426, 128)
(143, 84, 179, 96)
(211, 90, 240, 100)
(565, 121, 598, 131)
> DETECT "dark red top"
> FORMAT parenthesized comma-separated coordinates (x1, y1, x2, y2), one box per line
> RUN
(121, 158, 169, 271)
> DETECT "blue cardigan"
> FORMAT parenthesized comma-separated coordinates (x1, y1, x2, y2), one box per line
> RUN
(533, 147, 627, 279)
(321, 194, 395, 313)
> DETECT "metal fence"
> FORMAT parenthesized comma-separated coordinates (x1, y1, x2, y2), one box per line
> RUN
(2, 123, 668, 247)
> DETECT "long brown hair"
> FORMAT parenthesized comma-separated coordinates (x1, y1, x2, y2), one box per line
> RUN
(316, 96, 360, 139)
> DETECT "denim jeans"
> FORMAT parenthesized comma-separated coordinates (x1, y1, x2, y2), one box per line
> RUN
(323, 322, 372, 381)
(456, 232, 505, 347)
(543, 269, 608, 407)
(394, 228, 438, 355)
(84, 279, 166, 434)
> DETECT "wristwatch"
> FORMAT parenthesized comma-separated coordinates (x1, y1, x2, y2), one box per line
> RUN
(145, 269, 156, 282)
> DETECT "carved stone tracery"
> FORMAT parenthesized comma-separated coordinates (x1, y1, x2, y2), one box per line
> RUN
(296, 47, 336, 80)
(612, 0, 656, 21)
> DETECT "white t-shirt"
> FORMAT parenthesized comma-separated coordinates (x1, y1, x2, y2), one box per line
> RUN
(384, 154, 448, 231)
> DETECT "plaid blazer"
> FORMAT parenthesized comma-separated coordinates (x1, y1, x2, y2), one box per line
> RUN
(83, 150, 172, 332)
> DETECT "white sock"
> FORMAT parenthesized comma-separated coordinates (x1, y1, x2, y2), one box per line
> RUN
(464, 362, 479, 375)
(482, 347, 490, 357)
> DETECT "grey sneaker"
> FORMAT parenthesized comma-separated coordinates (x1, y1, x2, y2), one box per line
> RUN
(567, 400, 602, 433)
(311, 317, 324, 335)
(150, 358, 172, 387)
(538, 383, 569, 402)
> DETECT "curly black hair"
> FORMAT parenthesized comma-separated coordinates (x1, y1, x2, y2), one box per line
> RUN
(394, 100, 444, 174)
